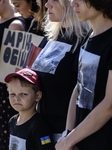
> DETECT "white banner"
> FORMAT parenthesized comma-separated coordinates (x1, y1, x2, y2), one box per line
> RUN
(0, 28, 43, 83)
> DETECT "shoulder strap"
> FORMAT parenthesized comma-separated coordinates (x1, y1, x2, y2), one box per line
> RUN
(70, 38, 82, 54)
(81, 28, 93, 49)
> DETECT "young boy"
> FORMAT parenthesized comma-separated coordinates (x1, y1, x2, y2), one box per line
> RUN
(4, 68, 54, 150)
(55, 0, 112, 150)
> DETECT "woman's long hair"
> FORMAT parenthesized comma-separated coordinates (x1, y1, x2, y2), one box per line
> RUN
(34, 0, 47, 30)
(44, 0, 90, 41)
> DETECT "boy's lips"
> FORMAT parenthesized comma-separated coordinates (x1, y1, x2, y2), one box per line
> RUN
(14, 103, 22, 106)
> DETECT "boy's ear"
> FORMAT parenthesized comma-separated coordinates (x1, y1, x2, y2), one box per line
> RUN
(36, 91, 42, 102)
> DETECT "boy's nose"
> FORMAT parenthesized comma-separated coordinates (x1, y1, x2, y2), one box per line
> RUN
(14, 95, 20, 101)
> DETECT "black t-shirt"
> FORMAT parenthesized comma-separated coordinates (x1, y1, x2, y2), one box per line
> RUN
(9, 113, 54, 150)
(76, 28, 112, 150)
(32, 29, 80, 133)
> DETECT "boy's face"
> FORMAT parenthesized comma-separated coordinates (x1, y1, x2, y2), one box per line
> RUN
(70, 0, 102, 22)
(7, 78, 39, 113)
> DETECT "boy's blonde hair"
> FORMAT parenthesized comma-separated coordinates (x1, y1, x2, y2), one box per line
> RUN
(8, 76, 39, 94)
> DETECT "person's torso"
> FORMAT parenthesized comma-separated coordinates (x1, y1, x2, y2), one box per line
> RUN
(32, 30, 80, 133)
(9, 113, 54, 150)
(76, 27, 112, 150)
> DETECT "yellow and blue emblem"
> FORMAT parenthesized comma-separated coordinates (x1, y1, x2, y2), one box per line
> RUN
(40, 136, 51, 145)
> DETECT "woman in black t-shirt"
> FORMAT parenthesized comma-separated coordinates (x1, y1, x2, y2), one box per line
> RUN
(32, 0, 90, 144)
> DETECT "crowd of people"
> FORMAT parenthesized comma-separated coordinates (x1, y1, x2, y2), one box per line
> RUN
(0, 0, 46, 149)
(0, 0, 112, 150)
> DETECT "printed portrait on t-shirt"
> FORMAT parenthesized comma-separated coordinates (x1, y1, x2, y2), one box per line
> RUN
(77, 48, 100, 110)
(32, 41, 72, 74)
(9, 135, 26, 150)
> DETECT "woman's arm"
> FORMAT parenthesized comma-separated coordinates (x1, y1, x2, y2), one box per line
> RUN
(9, 20, 25, 31)
(66, 85, 78, 130)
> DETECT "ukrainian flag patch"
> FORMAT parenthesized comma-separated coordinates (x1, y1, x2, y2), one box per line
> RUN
(40, 136, 51, 145)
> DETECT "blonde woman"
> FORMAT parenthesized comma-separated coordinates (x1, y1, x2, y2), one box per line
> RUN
(32, 0, 90, 144)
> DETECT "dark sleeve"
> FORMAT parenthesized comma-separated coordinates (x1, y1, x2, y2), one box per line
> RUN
(108, 48, 112, 70)
(35, 126, 54, 150)
(26, 117, 54, 150)
(8, 114, 18, 135)
(8, 118, 12, 133)
(24, 16, 34, 31)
